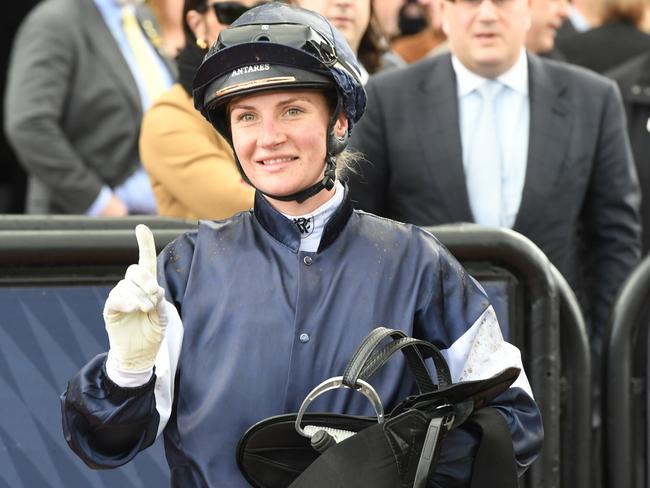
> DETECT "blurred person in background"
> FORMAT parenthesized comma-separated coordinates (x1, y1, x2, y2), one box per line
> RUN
(294, 0, 405, 81)
(399, 0, 429, 35)
(556, 0, 650, 72)
(556, 0, 601, 40)
(4, 0, 175, 215)
(526, 0, 570, 59)
(608, 51, 650, 253)
(391, 0, 449, 63)
(140, 0, 256, 220)
(391, 0, 448, 63)
(148, 0, 186, 57)
(642, 3, 650, 31)
(372, 0, 404, 39)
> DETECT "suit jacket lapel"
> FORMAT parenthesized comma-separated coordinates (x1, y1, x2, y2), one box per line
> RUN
(514, 53, 570, 230)
(415, 54, 474, 222)
(135, 2, 178, 78)
(80, 0, 142, 117)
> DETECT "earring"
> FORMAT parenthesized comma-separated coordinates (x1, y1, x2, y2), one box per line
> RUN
(196, 38, 208, 49)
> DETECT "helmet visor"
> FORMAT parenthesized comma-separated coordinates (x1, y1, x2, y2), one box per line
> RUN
(217, 23, 339, 66)
(194, 22, 361, 95)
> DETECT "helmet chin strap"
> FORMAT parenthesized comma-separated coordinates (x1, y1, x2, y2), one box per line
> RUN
(261, 150, 337, 204)
(233, 140, 340, 204)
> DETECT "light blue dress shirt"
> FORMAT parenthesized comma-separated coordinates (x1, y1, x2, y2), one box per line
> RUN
(454, 50, 530, 229)
(567, 4, 592, 33)
(87, 0, 173, 215)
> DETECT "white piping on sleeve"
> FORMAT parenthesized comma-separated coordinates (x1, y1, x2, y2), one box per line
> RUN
(152, 300, 184, 437)
(105, 299, 184, 438)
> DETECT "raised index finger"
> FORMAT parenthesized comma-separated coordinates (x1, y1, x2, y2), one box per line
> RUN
(135, 224, 157, 277)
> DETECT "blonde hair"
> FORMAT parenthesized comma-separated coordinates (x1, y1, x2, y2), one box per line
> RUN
(335, 148, 365, 180)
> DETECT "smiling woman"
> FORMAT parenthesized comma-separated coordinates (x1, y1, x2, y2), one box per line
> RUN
(192, 7, 367, 211)
(229, 90, 344, 214)
(61, 3, 543, 487)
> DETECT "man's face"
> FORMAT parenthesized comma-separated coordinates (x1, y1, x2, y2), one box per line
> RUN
(440, 0, 532, 78)
(417, 0, 445, 30)
(296, 0, 371, 53)
(372, 0, 404, 38)
(417, 0, 439, 21)
(525, 0, 569, 54)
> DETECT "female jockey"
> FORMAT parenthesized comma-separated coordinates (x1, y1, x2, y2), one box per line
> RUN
(61, 3, 543, 487)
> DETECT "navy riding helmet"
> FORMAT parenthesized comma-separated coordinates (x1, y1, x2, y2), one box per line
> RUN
(192, 2, 367, 203)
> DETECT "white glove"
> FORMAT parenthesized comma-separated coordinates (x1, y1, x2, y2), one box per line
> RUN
(104, 224, 167, 373)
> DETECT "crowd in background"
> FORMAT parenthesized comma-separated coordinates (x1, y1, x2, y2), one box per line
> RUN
(1, 0, 650, 485)
(2, 0, 650, 218)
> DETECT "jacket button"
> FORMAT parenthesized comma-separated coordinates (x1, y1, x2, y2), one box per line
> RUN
(299, 333, 310, 343)
(303, 256, 313, 266)
(632, 85, 642, 95)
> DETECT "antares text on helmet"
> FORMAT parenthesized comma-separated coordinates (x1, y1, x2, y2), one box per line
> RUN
(231, 64, 271, 77)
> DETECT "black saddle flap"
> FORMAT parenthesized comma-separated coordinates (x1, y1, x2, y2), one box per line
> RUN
(237, 413, 376, 488)
(391, 367, 521, 418)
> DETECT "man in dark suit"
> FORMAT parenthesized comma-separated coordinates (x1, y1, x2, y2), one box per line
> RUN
(608, 52, 650, 254)
(348, 0, 641, 376)
(4, 0, 175, 215)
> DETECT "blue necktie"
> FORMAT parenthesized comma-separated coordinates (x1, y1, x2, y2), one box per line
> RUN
(467, 80, 504, 227)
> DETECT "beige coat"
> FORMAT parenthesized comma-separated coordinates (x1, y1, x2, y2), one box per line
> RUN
(140, 84, 254, 220)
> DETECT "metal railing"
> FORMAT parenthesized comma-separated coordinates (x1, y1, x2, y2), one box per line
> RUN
(604, 253, 650, 488)
(426, 223, 562, 488)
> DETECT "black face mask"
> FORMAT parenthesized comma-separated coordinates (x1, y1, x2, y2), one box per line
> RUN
(398, 3, 429, 36)
(209, 1, 267, 25)
(399, 16, 428, 36)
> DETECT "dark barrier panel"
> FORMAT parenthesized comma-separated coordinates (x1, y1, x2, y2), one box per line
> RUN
(0, 215, 196, 231)
(462, 264, 520, 340)
(426, 224, 561, 488)
(604, 254, 650, 488)
(0, 284, 167, 488)
(0, 223, 195, 488)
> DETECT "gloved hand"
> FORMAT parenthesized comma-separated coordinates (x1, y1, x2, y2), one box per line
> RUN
(104, 224, 167, 373)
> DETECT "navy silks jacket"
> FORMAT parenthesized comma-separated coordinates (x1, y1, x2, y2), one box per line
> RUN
(61, 188, 543, 487)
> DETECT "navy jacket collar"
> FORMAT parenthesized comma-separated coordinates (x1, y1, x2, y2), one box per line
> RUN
(253, 184, 354, 253)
